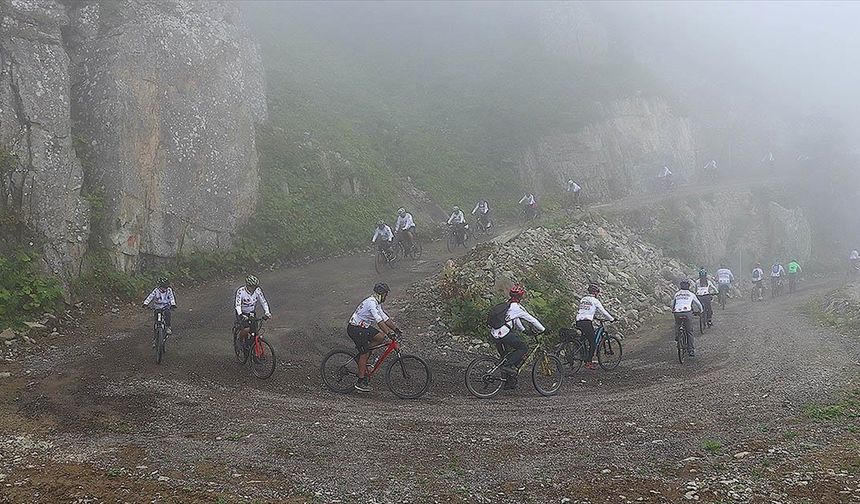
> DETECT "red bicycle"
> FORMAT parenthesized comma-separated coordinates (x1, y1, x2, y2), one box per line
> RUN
(232, 315, 276, 379)
(320, 332, 431, 399)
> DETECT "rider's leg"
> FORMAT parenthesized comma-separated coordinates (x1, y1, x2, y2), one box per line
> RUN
(576, 319, 596, 364)
(684, 313, 695, 353)
(163, 308, 173, 334)
(497, 332, 527, 369)
(348, 326, 380, 379)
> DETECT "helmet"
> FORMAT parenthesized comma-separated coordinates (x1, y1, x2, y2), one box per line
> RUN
(377, 219, 385, 227)
(245, 275, 259, 288)
(397, 207, 406, 216)
(587, 283, 600, 295)
(680, 279, 691, 290)
(698, 268, 707, 278)
(509, 284, 526, 301)
(373, 282, 390, 296)
(453, 205, 460, 212)
(157, 276, 169, 288)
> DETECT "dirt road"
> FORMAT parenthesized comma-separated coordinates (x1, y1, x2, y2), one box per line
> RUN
(1, 227, 858, 503)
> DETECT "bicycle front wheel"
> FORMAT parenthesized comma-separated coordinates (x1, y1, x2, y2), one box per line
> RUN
(561, 340, 585, 375)
(413, 240, 423, 260)
(374, 251, 385, 274)
(385, 354, 431, 399)
(464, 356, 504, 399)
(446, 234, 455, 252)
(251, 339, 276, 379)
(321, 349, 359, 394)
(155, 326, 165, 365)
(596, 336, 623, 371)
(531, 352, 564, 396)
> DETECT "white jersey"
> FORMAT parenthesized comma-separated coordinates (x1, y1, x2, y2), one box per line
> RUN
(695, 280, 718, 296)
(715, 268, 734, 285)
(519, 194, 536, 205)
(851, 250, 859, 261)
(576, 296, 614, 322)
(143, 288, 176, 310)
(751, 268, 764, 282)
(395, 213, 415, 232)
(235, 286, 271, 317)
(566, 180, 581, 193)
(672, 290, 703, 313)
(472, 201, 489, 215)
(447, 210, 465, 225)
(491, 302, 545, 339)
(658, 166, 673, 178)
(349, 296, 389, 328)
(770, 264, 785, 277)
(372, 225, 393, 243)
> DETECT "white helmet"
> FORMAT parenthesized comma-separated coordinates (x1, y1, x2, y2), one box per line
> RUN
(397, 207, 406, 216)
(453, 205, 460, 212)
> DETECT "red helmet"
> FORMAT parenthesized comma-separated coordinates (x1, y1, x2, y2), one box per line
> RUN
(509, 284, 526, 301)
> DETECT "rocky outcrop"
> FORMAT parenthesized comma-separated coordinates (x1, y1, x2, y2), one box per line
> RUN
(517, 96, 696, 198)
(0, 0, 89, 278)
(65, 0, 266, 272)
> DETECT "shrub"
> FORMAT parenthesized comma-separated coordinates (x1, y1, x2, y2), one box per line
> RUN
(0, 251, 65, 328)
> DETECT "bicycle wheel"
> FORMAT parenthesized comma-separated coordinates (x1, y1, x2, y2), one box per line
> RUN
(321, 349, 359, 394)
(233, 328, 248, 364)
(446, 233, 455, 252)
(155, 326, 165, 365)
(677, 329, 686, 364)
(596, 336, 623, 371)
(251, 339, 276, 379)
(464, 356, 504, 399)
(699, 315, 705, 335)
(385, 354, 431, 399)
(531, 352, 564, 396)
(561, 340, 585, 375)
(374, 250, 386, 274)
(412, 240, 423, 260)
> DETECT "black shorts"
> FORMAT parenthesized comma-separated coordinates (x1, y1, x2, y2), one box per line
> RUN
(347, 324, 379, 354)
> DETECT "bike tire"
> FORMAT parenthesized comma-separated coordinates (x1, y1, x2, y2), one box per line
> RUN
(561, 340, 585, 375)
(233, 328, 248, 364)
(155, 326, 165, 365)
(677, 329, 686, 364)
(413, 240, 423, 260)
(320, 349, 359, 394)
(596, 336, 623, 371)
(385, 354, 431, 399)
(374, 251, 385, 274)
(699, 315, 705, 335)
(531, 352, 564, 396)
(464, 356, 504, 399)
(251, 339, 276, 379)
(446, 234, 455, 252)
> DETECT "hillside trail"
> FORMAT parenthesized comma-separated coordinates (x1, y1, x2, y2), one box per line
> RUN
(1, 193, 858, 503)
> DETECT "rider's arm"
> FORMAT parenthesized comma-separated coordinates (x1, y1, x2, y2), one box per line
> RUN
(371, 228, 380, 243)
(257, 288, 271, 318)
(143, 289, 157, 307)
(394, 217, 401, 233)
(371, 303, 395, 334)
(235, 289, 243, 316)
(691, 294, 704, 313)
(168, 288, 176, 307)
(592, 298, 615, 322)
(446, 213, 453, 225)
(518, 194, 527, 204)
(472, 203, 479, 215)
(385, 226, 394, 241)
(510, 305, 545, 333)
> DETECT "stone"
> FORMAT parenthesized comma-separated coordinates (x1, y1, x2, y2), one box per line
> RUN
(23, 322, 46, 330)
(0, 329, 16, 341)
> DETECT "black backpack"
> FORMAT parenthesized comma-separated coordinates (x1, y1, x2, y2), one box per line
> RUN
(487, 302, 511, 330)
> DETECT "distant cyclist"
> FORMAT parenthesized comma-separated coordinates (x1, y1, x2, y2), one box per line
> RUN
(371, 220, 394, 256)
(234, 275, 272, 344)
(849, 250, 860, 279)
(489, 284, 545, 390)
(672, 280, 703, 357)
(657, 166, 674, 189)
(347, 283, 399, 392)
(575, 283, 615, 370)
(566, 179, 582, 206)
(446, 205, 467, 243)
(472, 200, 492, 229)
(142, 276, 177, 341)
(751, 263, 764, 301)
(518, 192, 538, 219)
(770, 262, 785, 295)
(695, 269, 717, 326)
(787, 259, 802, 293)
(394, 208, 416, 252)
(715, 264, 734, 303)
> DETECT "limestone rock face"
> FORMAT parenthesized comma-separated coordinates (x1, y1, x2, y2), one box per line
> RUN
(0, 0, 89, 278)
(65, 0, 267, 272)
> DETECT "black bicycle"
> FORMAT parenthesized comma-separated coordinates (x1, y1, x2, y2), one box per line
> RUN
(676, 316, 693, 364)
(151, 307, 172, 364)
(465, 332, 564, 398)
(396, 232, 423, 260)
(374, 244, 399, 274)
(232, 315, 277, 379)
(475, 214, 493, 236)
(557, 320, 623, 374)
(446, 223, 470, 252)
(717, 285, 728, 310)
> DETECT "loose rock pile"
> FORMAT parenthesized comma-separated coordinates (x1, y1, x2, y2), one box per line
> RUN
(819, 284, 860, 335)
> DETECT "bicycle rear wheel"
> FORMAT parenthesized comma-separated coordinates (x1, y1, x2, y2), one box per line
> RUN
(321, 349, 359, 394)
(677, 330, 686, 364)
(385, 354, 431, 399)
(251, 339, 276, 379)
(561, 340, 585, 375)
(412, 240, 423, 259)
(596, 336, 623, 371)
(155, 326, 165, 365)
(531, 352, 564, 396)
(464, 356, 504, 399)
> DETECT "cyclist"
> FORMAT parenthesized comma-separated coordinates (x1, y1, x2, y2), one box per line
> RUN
(234, 275, 272, 345)
(850, 250, 860, 279)
(657, 166, 673, 189)
(472, 200, 492, 229)
(695, 269, 717, 326)
(787, 258, 802, 292)
(371, 220, 394, 257)
(446, 205, 467, 244)
(770, 261, 785, 295)
(672, 279, 703, 357)
(348, 283, 399, 392)
(518, 192, 537, 219)
(566, 179, 582, 206)
(490, 284, 545, 390)
(751, 263, 764, 301)
(575, 283, 615, 370)
(394, 208, 416, 252)
(142, 276, 177, 341)
(715, 264, 734, 303)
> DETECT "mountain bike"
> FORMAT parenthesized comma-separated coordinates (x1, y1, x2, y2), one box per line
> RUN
(321, 331, 431, 399)
(475, 214, 493, 237)
(521, 205, 541, 223)
(232, 315, 276, 379)
(788, 273, 798, 294)
(396, 231, 422, 260)
(771, 277, 782, 298)
(697, 312, 706, 335)
(556, 320, 622, 375)
(717, 285, 728, 310)
(464, 332, 564, 399)
(374, 243, 399, 274)
(446, 223, 470, 252)
(750, 281, 764, 302)
(151, 307, 172, 364)
(675, 315, 693, 364)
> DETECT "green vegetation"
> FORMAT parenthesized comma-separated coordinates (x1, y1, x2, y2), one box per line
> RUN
(804, 389, 859, 423)
(702, 439, 723, 455)
(0, 251, 65, 329)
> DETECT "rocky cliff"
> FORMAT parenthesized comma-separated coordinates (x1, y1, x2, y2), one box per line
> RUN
(0, 0, 265, 278)
(0, 0, 89, 277)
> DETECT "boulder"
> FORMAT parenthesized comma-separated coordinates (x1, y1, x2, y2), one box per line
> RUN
(0, 328, 16, 341)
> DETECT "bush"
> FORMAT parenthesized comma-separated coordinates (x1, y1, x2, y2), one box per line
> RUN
(0, 251, 65, 328)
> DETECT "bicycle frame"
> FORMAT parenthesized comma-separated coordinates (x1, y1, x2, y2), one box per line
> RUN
(496, 333, 549, 376)
(364, 337, 401, 378)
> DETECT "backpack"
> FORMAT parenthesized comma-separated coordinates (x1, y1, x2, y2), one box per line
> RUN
(487, 302, 511, 330)
(772, 264, 780, 275)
